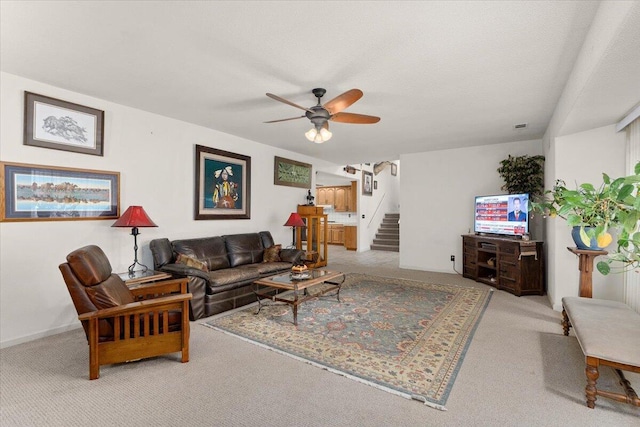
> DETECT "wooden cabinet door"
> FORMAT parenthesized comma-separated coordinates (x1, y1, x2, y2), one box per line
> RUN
(344, 226, 357, 250)
(349, 181, 357, 211)
(325, 187, 335, 208)
(316, 188, 326, 205)
(331, 226, 344, 244)
(335, 187, 347, 211)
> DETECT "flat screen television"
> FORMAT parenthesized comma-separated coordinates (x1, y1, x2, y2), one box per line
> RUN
(474, 193, 529, 237)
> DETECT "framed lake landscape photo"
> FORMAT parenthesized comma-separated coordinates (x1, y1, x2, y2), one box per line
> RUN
(24, 92, 105, 156)
(0, 162, 119, 222)
(274, 156, 312, 189)
(195, 145, 251, 220)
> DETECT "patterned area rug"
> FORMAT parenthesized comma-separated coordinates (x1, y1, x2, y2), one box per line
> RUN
(204, 273, 492, 410)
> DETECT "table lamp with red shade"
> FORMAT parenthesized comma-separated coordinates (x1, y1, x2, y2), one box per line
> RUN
(112, 206, 158, 275)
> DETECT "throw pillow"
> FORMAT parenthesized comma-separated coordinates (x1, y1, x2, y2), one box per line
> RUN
(176, 253, 209, 271)
(263, 244, 282, 263)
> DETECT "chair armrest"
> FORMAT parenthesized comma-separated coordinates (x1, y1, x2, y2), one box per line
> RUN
(160, 264, 210, 281)
(129, 278, 189, 297)
(78, 293, 192, 321)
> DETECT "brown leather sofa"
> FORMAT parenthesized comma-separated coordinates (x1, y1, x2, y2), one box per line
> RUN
(150, 231, 303, 320)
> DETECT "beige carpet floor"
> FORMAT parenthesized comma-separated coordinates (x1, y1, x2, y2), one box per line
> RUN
(1, 246, 638, 426)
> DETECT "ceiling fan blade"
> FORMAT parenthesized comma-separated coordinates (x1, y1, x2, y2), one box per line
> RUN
(330, 112, 381, 124)
(323, 89, 363, 114)
(264, 115, 305, 123)
(266, 93, 314, 113)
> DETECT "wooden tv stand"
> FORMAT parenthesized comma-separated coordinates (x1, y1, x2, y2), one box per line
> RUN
(462, 234, 545, 296)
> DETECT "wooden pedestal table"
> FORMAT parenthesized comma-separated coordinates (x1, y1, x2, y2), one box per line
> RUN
(567, 247, 608, 298)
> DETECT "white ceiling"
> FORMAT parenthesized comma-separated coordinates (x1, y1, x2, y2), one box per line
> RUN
(1, 1, 638, 164)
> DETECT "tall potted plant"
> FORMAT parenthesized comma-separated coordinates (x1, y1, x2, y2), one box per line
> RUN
(531, 163, 640, 274)
(497, 155, 545, 197)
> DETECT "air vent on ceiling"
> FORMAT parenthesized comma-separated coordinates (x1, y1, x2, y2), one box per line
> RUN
(514, 123, 528, 129)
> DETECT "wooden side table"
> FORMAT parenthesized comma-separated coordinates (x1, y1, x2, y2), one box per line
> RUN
(567, 247, 608, 298)
(118, 270, 171, 289)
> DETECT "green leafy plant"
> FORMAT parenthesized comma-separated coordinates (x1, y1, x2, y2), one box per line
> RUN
(530, 163, 640, 274)
(497, 155, 545, 196)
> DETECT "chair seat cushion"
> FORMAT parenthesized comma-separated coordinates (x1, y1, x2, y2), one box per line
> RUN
(87, 275, 135, 309)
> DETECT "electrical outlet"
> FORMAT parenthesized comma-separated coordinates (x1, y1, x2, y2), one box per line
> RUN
(450, 255, 455, 262)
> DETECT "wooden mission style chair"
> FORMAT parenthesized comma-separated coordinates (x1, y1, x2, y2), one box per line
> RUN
(59, 245, 192, 380)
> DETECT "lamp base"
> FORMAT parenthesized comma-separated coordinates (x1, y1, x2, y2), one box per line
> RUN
(127, 261, 150, 277)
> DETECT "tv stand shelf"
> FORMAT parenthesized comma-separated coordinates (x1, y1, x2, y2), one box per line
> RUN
(462, 234, 545, 296)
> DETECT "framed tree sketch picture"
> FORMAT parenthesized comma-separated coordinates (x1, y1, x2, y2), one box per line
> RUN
(1, 161, 119, 222)
(24, 92, 105, 156)
(274, 156, 312, 189)
(362, 171, 373, 196)
(195, 145, 251, 220)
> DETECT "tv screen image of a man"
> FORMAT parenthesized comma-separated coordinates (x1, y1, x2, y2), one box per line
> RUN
(507, 197, 526, 221)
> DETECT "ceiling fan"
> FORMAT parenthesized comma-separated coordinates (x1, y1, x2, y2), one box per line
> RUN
(265, 88, 380, 143)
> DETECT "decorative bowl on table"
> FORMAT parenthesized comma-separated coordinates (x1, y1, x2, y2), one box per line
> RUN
(291, 265, 310, 280)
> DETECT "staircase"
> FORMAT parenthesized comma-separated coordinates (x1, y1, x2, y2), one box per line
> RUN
(370, 213, 399, 252)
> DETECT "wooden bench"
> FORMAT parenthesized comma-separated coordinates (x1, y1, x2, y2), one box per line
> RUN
(561, 296, 640, 409)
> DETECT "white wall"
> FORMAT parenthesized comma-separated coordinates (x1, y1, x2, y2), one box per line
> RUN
(0, 72, 337, 347)
(539, 2, 637, 310)
(399, 139, 543, 273)
(546, 125, 626, 310)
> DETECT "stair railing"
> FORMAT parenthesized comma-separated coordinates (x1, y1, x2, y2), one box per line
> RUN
(368, 192, 386, 228)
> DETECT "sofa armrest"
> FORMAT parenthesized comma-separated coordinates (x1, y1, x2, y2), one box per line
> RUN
(280, 248, 304, 264)
(159, 263, 210, 281)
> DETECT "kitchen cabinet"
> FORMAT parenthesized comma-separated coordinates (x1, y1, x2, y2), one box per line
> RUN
(344, 226, 357, 250)
(316, 184, 357, 212)
(348, 181, 357, 212)
(331, 224, 344, 244)
(334, 187, 347, 211)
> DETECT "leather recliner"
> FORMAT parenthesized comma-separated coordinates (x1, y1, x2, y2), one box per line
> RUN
(59, 245, 192, 379)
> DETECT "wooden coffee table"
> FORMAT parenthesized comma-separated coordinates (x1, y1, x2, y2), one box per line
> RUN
(253, 270, 345, 325)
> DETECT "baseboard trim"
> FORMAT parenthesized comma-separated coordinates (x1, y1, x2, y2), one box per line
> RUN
(0, 323, 82, 349)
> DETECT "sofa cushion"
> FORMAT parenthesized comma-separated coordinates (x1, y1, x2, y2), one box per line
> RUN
(172, 237, 230, 271)
(225, 233, 264, 267)
(263, 244, 282, 262)
(207, 267, 260, 288)
(176, 253, 209, 272)
(246, 261, 292, 275)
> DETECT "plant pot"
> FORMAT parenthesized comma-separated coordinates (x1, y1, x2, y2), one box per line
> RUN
(571, 226, 608, 250)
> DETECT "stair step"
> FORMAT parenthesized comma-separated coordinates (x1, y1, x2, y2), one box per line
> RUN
(385, 213, 400, 218)
(380, 223, 399, 228)
(373, 238, 399, 245)
(370, 244, 400, 252)
(375, 233, 400, 240)
(379, 229, 399, 234)
(382, 218, 399, 224)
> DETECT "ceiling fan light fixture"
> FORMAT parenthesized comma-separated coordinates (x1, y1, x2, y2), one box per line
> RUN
(305, 124, 332, 144)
